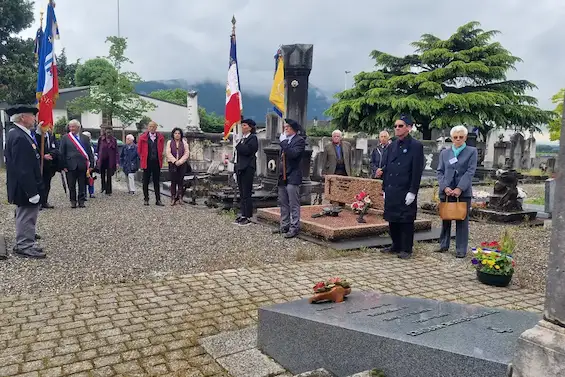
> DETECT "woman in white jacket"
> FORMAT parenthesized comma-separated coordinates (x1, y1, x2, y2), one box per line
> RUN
(165, 127, 190, 205)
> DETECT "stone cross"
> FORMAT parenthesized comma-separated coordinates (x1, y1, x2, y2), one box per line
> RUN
(512, 93, 565, 376)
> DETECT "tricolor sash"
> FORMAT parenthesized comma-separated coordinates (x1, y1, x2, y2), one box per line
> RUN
(67, 133, 89, 169)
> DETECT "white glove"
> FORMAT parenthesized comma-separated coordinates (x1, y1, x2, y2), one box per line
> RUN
(405, 192, 415, 206)
(382, 192, 385, 200)
(279, 133, 287, 142)
(29, 194, 40, 204)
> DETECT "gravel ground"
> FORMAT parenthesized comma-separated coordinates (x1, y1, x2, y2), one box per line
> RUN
(416, 184, 551, 294)
(0, 173, 338, 296)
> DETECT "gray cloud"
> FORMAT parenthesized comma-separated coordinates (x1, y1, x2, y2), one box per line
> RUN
(23, 0, 565, 109)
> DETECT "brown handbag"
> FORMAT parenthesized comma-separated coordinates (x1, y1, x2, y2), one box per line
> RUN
(439, 197, 468, 221)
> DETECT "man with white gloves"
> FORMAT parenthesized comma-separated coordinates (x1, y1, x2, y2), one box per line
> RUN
(5, 105, 46, 259)
(376, 114, 424, 259)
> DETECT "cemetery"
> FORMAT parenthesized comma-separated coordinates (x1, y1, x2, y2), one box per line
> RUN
(1, 2, 564, 377)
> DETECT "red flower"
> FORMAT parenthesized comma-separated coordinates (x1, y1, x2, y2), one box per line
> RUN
(328, 277, 341, 284)
(512, 261, 516, 267)
(481, 242, 488, 247)
(313, 282, 326, 291)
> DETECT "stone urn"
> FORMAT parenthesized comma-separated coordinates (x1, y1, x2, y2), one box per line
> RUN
(309, 285, 352, 304)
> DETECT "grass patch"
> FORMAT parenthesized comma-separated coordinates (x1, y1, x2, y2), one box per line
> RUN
(525, 197, 544, 205)
(519, 168, 546, 176)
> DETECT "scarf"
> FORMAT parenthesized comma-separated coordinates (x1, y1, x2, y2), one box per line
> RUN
(171, 139, 185, 159)
(452, 143, 466, 158)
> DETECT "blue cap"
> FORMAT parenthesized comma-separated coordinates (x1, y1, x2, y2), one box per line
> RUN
(399, 114, 413, 126)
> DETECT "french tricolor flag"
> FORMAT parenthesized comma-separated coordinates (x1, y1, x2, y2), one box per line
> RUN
(36, 0, 59, 131)
(223, 25, 242, 140)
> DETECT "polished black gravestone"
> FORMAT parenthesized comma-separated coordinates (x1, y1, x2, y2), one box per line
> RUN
(257, 291, 540, 377)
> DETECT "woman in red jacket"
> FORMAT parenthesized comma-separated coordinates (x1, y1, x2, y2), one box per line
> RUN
(137, 121, 165, 206)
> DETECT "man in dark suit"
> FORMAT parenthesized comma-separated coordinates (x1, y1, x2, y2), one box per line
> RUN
(376, 115, 424, 259)
(321, 129, 353, 177)
(4, 105, 45, 259)
(277, 118, 306, 238)
(36, 126, 60, 209)
(59, 119, 95, 208)
(234, 119, 259, 226)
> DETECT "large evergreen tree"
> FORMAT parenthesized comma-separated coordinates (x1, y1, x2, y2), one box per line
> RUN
(326, 22, 553, 139)
(57, 48, 81, 88)
(0, 0, 36, 104)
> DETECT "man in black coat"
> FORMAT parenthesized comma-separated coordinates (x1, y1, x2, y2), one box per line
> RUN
(36, 126, 60, 209)
(59, 119, 95, 208)
(376, 115, 424, 259)
(234, 119, 259, 227)
(4, 105, 45, 259)
(277, 118, 306, 238)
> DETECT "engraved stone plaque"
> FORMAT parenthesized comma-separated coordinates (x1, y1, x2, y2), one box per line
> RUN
(324, 175, 384, 210)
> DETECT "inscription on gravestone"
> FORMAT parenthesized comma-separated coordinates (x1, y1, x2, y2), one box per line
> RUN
(324, 175, 384, 210)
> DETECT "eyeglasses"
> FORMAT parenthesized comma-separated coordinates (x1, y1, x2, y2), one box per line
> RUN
(394, 124, 405, 129)
(452, 136, 465, 140)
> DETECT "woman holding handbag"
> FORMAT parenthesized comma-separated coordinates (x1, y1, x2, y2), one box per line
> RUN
(436, 125, 477, 258)
(166, 127, 190, 206)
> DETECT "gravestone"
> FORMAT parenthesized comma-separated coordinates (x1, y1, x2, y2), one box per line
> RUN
(545, 178, 555, 215)
(324, 175, 383, 210)
(186, 90, 203, 134)
(258, 291, 540, 377)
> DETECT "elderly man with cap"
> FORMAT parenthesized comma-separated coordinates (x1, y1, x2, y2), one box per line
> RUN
(276, 118, 306, 238)
(4, 105, 45, 259)
(234, 118, 259, 226)
(376, 114, 424, 259)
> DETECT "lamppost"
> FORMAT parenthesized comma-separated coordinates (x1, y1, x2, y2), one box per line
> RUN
(117, 0, 121, 37)
(344, 70, 351, 90)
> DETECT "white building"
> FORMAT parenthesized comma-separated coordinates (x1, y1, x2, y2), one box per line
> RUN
(55, 86, 188, 136)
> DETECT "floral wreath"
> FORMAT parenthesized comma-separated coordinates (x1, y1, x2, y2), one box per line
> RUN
(313, 277, 351, 293)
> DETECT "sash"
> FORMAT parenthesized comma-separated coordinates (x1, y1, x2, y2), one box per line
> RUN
(67, 133, 90, 169)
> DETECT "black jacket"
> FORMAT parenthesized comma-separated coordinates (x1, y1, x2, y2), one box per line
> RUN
(235, 134, 258, 171)
(381, 135, 424, 222)
(5, 126, 43, 206)
(40, 131, 61, 174)
(278, 134, 306, 186)
(59, 133, 95, 171)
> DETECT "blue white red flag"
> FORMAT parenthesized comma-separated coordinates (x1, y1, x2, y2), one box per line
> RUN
(224, 28, 242, 140)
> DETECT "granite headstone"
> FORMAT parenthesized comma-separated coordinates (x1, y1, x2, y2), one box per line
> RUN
(258, 291, 540, 377)
(324, 175, 383, 210)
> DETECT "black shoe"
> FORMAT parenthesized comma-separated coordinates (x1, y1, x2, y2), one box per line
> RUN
(14, 245, 44, 253)
(435, 248, 448, 253)
(35, 234, 41, 240)
(283, 231, 298, 239)
(106, 192, 112, 196)
(13, 248, 46, 259)
(71, 202, 77, 209)
(90, 195, 95, 198)
(155, 201, 164, 207)
(381, 246, 398, 254)
(42, 203, 54, 209)
(455, 253, 466, 259)
(78, 203, 86, 208)
(144, 200, 149, 206)
(238, 218, 252, 227)
(272, 228, 289, 234)
(233, 216, 243, 225)
(397, 252, 412, 259)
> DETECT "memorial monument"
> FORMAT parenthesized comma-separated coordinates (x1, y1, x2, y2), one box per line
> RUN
(511, 94, 565, 377)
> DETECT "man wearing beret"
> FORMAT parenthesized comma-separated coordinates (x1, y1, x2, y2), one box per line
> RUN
(4, 105, 45, 259)
(277, 118, 306, 238)
(376, 114, 424, 259)
(234, 119, 259, 226)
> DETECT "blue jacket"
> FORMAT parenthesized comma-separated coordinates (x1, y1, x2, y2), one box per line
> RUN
(120, 144, 140, 174)
(437, 146, 477, 199)
(278, 134, 306, 186)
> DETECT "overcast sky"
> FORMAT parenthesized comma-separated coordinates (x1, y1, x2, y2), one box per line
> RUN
(22, 0, 564, 141)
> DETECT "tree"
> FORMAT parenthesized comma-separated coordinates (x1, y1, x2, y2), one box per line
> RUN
(326, 21, 553, 140)
(74, 58, 115, 87)
(57, 48, 80, 88)
(53, 116, 68, 135)
(0, 0, 36, 104)
(135, 115, 151, 134)
(548, 88, 564, 142)
(69, 36, 155, 140)
(148, 88, 188, 106)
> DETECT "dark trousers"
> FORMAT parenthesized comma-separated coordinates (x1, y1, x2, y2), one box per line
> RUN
(169, 163, 187, 200)
(237, 167, 255, 218)
(66, 169, 87, 204)
(389, 221, 415, 253)
(100, 160, 114, 194)
(439, 197, 471, 256)
(41, 169, 55, 205)
(143, 159, 161, 201)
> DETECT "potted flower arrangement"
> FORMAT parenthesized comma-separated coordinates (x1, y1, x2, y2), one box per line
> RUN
(471, 230, 516, 287)
(309, 277, 352, 303)
(351, 190, 372, 223)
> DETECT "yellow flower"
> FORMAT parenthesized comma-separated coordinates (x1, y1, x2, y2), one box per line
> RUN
(482, 260, 487, 265)
(495, 265, 500, 270)
(488, 260, 495, 266)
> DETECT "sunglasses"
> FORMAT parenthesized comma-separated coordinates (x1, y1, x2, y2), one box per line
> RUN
(452, 136, 465, 140)
(394, 124, 405, 129)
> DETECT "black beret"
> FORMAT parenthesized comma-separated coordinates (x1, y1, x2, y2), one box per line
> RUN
(241, 118, 256, 128)
(399, 114, 413, 126)
(284, 118, 302, 133)
(5, 104, 38, 117)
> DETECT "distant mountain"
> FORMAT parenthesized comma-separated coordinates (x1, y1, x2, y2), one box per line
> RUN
(135, 79, 335, 122)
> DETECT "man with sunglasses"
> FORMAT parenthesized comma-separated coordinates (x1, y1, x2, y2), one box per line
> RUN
(376, 114, 424, 259)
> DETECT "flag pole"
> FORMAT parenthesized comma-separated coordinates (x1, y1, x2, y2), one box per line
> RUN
(38, 9, 45, 176)
(231, 16, 239, 151)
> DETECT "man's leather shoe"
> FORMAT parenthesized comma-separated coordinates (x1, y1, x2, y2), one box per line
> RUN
(155, 201, 165, 207)
(380, 246, 398, 253)
(42, 203, 54, 209)
(283, 231, 298, 239)
(78, 203, 86, 208)
(272, 228, 289, 234)
(13, 248, 46, 259)
(144, 200, 149, 206)
(35, 234, 41, 240)
(71, 202, 77, 209)
(397, 252, 412, 259)
(434, 248, 448, 253)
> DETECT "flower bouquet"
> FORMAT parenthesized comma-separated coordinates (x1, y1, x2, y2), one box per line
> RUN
(309, 277, 352, 304)
(351, 190, 372, 223)
(471, 230, 516, 287)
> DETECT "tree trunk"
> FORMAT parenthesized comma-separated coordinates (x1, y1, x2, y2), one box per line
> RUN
(421, 123, 432, 140)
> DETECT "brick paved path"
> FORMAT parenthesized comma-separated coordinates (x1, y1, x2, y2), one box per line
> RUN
(0, 255, 544, 376)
